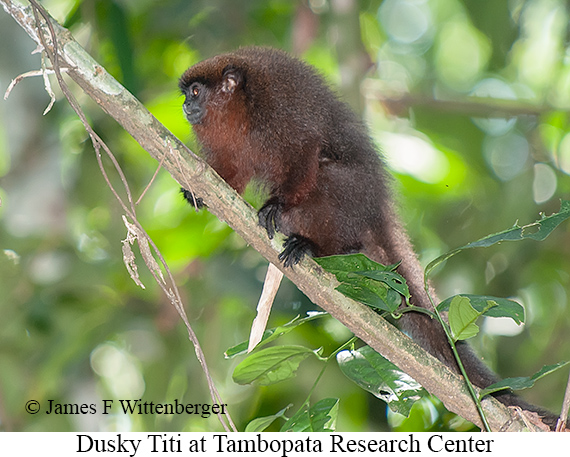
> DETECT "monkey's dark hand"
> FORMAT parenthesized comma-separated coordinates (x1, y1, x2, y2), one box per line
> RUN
(180, 187, 205, 210)
(258, 197, 282, 239)
(279, 235, 315, 268)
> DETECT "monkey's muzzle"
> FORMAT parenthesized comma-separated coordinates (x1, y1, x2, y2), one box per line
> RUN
(182, 101, 205, 125)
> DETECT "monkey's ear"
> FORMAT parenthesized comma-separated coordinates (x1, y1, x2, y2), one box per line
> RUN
(221, 66, 244, 94)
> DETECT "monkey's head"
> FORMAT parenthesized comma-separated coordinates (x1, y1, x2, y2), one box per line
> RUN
(178, 54, 259, 162)
(178, 47, 346, 165)
(179, 47, 327, 134)
(179, 56, 248, 126)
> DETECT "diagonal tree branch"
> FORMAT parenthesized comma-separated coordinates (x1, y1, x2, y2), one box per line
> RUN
(25, 0, 238, 432)
(1, 0, 535, 431)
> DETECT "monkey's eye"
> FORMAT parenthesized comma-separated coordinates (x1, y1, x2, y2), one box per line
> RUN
(189, 83, 201, 98)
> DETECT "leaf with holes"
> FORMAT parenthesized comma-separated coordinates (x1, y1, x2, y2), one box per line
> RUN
(479, 361, 570, 398)
(336, 346, 426, 416)
(426, 200, 570, 278)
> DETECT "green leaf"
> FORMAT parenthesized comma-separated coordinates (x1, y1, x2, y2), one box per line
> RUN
(438, 294, 524, 325)
(448, 296, 496, 341)
(232, 345, 316, 386)
(354, 270, 410, 299)
(425, 200, 570, 278)
(280, 398, 339, 432)
(336, 346, 426, 416)
(479, 361, 570, 398)
(315, 253, 398, 276)
(224, 312, 328, 358)
(315, 254, 404, 313)
(244, 404, 292, 432)
(336, 281, 401, 313)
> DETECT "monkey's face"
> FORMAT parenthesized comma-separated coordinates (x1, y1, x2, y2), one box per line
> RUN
(181, 81, 208, 125)
(179, 65, 244, 127)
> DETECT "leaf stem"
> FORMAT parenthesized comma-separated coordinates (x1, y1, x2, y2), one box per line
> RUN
(302, 336, 358, 406)
(423, 277, 492, 431)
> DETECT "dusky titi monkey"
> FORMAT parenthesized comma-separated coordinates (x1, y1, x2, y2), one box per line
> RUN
(179, 47, 555, 426)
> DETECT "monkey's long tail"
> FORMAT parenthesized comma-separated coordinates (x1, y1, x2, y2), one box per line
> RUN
(368, 215, 559, 429)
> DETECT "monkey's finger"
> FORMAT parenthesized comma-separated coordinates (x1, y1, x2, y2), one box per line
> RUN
(279, 234, 315, 267)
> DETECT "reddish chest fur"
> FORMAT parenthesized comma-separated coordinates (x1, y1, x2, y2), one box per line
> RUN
(193, 94, 257, 193)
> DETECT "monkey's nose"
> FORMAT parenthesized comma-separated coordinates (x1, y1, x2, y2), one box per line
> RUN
(183, 104, 205, 125)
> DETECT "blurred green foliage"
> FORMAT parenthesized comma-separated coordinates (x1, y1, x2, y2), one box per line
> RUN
(0, 0, 569, 432)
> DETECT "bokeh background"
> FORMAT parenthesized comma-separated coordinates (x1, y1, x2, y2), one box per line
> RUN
(1, 0, 569, 432)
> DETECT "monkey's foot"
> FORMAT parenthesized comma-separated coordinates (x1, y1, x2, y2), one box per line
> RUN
(180, 187, 205, 210)
(258, 197, 282, 239)
(279, 235, 315, 268)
